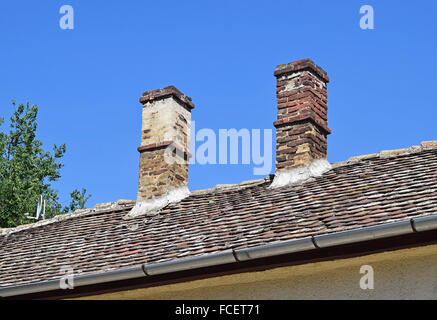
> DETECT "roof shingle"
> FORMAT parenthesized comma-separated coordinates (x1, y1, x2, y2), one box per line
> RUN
(1, 145, 437, 287)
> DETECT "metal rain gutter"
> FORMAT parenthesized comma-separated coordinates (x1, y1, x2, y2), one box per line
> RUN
(313, 220, 414, 248)
(0, 265, 145, 298)
(1, 214, 437, 298)
(144, 251, 236, 276)
(234, 236, 315, 261)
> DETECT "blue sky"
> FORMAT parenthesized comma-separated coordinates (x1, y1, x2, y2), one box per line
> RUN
(0, 1, 436, 208)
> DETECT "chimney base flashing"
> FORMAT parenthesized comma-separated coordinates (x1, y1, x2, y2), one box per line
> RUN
(269, 158, 332, 189)
(124, 186, 190, 219)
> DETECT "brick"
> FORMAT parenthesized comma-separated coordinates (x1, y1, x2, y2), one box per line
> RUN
(137, 86, 193, 200)
(274, 59, 330, 171)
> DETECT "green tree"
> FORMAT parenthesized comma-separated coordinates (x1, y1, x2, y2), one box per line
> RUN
(0, 101, 91, 228)
(62, 188, 91, 213)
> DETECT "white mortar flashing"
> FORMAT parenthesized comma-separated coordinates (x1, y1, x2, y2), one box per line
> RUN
(269, 159, 332, 189)
(124, 186, 190, 219)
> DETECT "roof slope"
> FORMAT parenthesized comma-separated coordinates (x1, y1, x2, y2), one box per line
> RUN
(1, 145, 437, 287)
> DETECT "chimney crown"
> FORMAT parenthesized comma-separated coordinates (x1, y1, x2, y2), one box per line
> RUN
(274, 58, 330, 83)
(139, 86, 195, 110)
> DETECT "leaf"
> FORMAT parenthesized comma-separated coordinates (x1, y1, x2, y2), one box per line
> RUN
(0, 101, 91, 227)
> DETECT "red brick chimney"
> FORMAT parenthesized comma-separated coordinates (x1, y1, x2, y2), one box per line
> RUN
(273, 59, 331, 171)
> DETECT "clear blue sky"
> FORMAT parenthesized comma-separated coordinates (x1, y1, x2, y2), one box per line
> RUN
(0, 1, 436, 208)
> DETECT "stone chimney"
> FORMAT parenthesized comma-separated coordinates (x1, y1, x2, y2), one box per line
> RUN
(270, 59, 332, 188)
(128, 86, 193, 217)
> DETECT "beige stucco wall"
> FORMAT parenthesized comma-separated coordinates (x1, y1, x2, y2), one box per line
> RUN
(81, 244, 437, 300)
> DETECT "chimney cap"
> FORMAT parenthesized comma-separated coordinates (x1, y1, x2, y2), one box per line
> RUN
(274, 58, 329, 83)
(139, 85, 195, 109)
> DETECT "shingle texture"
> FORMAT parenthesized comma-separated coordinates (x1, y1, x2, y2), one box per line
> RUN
(1, 147, 437, 287)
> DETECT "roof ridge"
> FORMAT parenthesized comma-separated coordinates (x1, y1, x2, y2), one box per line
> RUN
(1, 178, 275, 235)
(332, 140, 437, 167)
(190, 176, 272, 196)
(0, 199, 136, 237)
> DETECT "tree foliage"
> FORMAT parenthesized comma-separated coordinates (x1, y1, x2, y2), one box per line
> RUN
(0, 101, 91, 228)
(62, 188, 91, 214)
